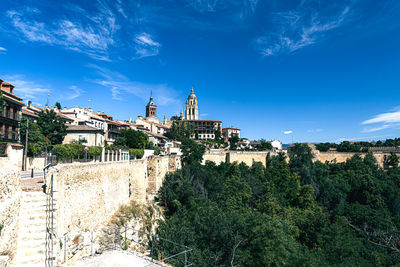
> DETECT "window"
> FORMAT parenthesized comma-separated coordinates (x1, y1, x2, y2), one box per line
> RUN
(12, 127, 15, 140)
(6, 106, 10, 118)
(13, 107, 17, 120)
(4, 126, 8, 139)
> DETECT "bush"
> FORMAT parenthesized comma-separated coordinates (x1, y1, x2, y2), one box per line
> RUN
(129, 148, 144, 159)
(54, 144, 103, 160)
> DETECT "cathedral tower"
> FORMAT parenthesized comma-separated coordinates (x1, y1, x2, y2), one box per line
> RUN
(185, 88, 199, 120)
(146, 91, 157, 118)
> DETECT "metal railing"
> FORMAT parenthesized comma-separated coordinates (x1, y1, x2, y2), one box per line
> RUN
(57, 225, 192, 266)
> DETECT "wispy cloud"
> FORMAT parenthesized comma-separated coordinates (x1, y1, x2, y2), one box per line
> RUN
(307, 128, 324, 133)
(89, 65, 180, 108)
(133, 33, 161, 59)
(5, 3, 117, 61)
(254, 2, 350, 56)
(283, 130, 293, 134)
(65, 85, 83, 100)
(361, 108, 400, 132)
(0, 46, 7, 53)
(337, 134, 392, 142)
(2, 75, 49, 101)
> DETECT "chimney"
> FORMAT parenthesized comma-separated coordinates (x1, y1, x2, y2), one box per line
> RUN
(28, 100, 32, 107)
(88, 108, 93, 112)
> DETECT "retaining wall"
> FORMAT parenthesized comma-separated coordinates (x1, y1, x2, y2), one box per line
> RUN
(0, 166, 21, 266)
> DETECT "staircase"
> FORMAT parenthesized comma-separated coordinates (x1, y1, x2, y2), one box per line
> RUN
(14, 191, 55, 266)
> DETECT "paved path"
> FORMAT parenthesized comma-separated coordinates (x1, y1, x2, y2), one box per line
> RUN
(21, 170, 44, 179)
(72, 250, 163, 267)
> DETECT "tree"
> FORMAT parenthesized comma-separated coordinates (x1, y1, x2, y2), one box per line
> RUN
(20, 117, 46, 156)
(165, 121, 195, 141)
(259, 139, 273, 150)
(37, 110, 67, 145)
(229, 135, 239, 150)
(117, 129, 149, 149)
(215, 125, 221, 140)
(0, 91, 6, 114)
(181, 138, 205, 165)
(55, 102, 62, 109)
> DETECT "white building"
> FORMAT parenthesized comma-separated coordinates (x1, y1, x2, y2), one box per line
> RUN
(270, 140, 282, 150)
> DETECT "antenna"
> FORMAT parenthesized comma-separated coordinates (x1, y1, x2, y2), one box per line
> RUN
(45, 91, 50, 107)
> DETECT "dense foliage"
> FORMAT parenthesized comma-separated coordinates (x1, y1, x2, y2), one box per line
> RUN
(20, 117, 46, 156)
(114, 129, 149, 149)
(129, 148, 144, 159)
(316, 139, 400, 152)
(156, 143, 400, 266)
(37, 110, 67, 145)
(53, 144, 102, 160)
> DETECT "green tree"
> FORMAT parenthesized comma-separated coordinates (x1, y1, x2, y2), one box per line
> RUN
(20, 117, 47, 156)
(55, 102, 62, 110)
(118, 129, 149, 149)
(229, 135, 239, 150)
(37, 110, 67, 145)
(165, 121, 195, 141)
(259, 139, 273, 150)
(181, 138, 205, 165)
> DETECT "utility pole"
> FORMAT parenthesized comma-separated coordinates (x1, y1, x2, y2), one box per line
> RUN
(23, 119, 29, 171)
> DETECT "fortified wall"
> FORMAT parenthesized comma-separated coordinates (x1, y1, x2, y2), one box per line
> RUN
(46, 155, 181, 264)
(47, 155, 181, 239)
(203, 150, 399, 168)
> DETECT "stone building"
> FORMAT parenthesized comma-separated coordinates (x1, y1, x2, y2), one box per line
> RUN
(181, 87, 222, 140)
(185, 88, 199, 120)
(63, 125, 105, 146)
(222, 127, 241, 140)
(22, 101, 74, 124)
(0, 79, 24, 142)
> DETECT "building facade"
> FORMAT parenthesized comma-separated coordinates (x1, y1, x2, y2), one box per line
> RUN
(0, 79, 24, 142)
(222, 127, 241, 140)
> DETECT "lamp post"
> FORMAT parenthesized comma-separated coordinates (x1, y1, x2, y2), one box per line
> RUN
(84, 146, 89, 162)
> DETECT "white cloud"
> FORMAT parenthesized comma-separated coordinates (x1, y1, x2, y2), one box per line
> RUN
(361, 108, 400, 132)
(362, 110, 400, 125)
(0, 47, 7, 53)
(6, 4, 117, 61)
(337, 134, 392, 142)
(133, 33, 161, 59)
(65, 85, 82, 100)
(254, 3, 350, 56)
(2, 75, 50, 101)
(307, 129, 324, 133)
(89, 65, 180, 108)
(283, 130, 293, 134)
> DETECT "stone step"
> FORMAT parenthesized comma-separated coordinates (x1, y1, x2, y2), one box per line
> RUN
(16, 239, 46, 250)
(19, 211, 50, 221)
(14, 253, 46, 265)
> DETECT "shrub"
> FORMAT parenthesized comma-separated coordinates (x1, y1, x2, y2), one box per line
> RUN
(129, 148, 144, 159)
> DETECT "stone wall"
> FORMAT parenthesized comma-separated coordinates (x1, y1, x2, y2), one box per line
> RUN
(0, 166, 21, 265)
(26, 157, 46, 170)
(147, 155, 181, 194)
(42, 155, 181, 263)
(203, 150, 399, 168)
(202, 150, 227, 165)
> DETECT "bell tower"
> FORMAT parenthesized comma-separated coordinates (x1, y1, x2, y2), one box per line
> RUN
(146, 91, 157, 118)
(185, 87, 199, 120)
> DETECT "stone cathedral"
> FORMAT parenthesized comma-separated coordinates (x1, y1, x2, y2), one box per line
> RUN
(184, 88, 199, 120)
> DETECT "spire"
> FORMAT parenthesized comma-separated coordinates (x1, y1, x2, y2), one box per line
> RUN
(191, 87, 194, 94)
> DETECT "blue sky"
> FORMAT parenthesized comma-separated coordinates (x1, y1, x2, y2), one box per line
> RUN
(1, 0, 400, 143)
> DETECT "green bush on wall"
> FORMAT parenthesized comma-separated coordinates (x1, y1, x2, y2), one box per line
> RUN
(54, 144, 102, 160)
(129, 148, 144, 159)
